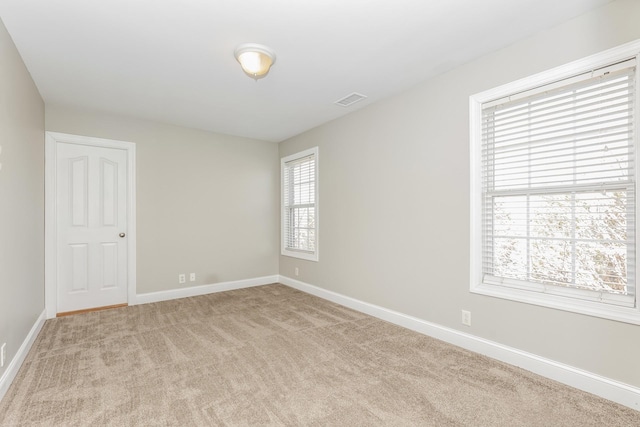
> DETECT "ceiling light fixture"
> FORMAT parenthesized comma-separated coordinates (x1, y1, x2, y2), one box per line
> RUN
(234, 43, 276, 80)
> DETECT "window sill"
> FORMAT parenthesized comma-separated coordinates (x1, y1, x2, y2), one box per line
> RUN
(471, 281, 640, 325)
(281, 249, 318, 262)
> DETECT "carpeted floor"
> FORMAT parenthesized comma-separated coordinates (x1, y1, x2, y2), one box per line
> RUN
(0, 284, 638, 426)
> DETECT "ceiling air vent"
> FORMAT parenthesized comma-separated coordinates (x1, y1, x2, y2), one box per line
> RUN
(334, 92, 367, 107)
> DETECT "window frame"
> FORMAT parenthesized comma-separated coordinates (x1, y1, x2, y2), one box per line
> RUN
(281, 147, 319, 261)
(470, 40, 640, 325)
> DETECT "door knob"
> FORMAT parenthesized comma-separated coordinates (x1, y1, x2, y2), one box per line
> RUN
(119, 233, 126, 238)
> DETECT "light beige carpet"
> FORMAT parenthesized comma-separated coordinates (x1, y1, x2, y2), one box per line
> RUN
(0, 284, 638, 426)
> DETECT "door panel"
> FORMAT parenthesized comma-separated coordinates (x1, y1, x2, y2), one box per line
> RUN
(70, 156, 88, 226)
(100, 242, 118, 289)
(56, 142, 128, 313)
(69, 243, 88, 292)
(101, 158, 117, 226)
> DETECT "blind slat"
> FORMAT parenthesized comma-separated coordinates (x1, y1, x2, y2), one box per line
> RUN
(482, 93, 630, 131)
(485, 112, 633, 145)
(483, 127, 631, 157)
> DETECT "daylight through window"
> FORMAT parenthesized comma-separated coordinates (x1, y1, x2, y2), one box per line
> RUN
(473, 52, 639, 316)
(282, 148, 318, 261)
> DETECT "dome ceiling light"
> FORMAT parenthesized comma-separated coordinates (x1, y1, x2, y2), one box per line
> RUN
(234, 43, 276, 80)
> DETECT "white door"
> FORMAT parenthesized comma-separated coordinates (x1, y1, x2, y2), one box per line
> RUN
(56, 142, 129, 313)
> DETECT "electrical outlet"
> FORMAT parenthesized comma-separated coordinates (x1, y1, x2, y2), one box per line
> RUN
(178, 274, 186, 284)
(295, 267, 299, 277)
(190, 273, 196, 282)
(1, 343, 6, 368)
(461, 310, 471, 326)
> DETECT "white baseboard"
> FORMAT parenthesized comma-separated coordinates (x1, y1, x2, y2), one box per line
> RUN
(0, 310, 46, 402)
(279, 275, 640, 411)
(134, 275, 280, 305)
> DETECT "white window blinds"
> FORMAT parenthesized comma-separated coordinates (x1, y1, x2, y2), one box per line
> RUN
(283, 151, 317, 255)
(481, 60, 636, 306)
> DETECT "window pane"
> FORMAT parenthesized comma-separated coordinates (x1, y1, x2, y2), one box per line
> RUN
(574, 191, 628, 240)
(575, 242, 627, 293)
(492, 237, 528, 281)
(493, 196, 527, 237)
(530, 194, 572, 239)
(530, 239, 573, 286)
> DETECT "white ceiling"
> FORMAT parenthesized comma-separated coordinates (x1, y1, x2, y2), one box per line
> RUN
(0, 0, 613, 142)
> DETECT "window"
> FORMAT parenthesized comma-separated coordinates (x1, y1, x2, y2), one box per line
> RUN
(281, 147, 318, 261)
(470, 41, 640, 324)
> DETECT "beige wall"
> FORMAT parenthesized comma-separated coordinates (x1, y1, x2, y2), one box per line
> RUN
(0, 18, 45, 379)
(46, 106, 279, 294)
(279, 0, 640, 387)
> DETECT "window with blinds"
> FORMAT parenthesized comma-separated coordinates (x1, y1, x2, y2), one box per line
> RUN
(281, 147, 318, 261)
(471, 43, 640, 323)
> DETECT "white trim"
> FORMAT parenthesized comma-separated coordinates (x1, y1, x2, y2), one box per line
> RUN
(45, 136, 57, 319)
(281, 147, 319, 262)
(45, 132, 137, 319)
(469, 39, 640, 325)
(279, 275, 640, 411)
(133, 275, 280, 305)
(474, 39, 640, 105)
(0, 311, 46, 402)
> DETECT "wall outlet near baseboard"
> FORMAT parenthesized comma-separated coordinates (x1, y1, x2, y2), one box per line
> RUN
(295, 267, 299, 276)
(190, 273, 196, 282)
(1, 342, 6, 367)
(178, 274, 186, 284)
(462, 310, 471, 326)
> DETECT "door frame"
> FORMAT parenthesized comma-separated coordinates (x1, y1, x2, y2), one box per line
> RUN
(45, 132, 137, 319)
